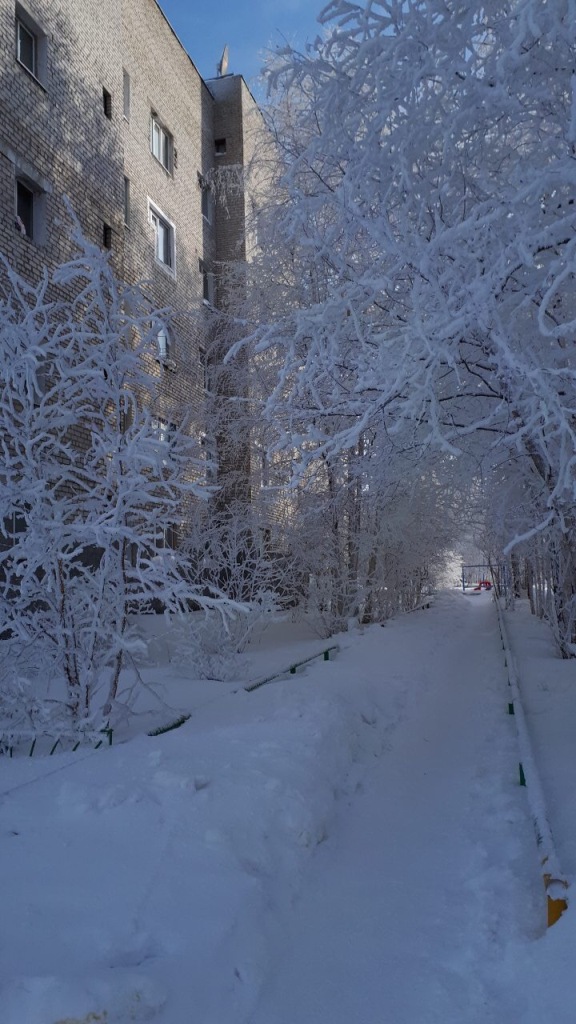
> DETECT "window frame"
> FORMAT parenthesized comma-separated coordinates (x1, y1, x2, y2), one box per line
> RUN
(199, 346, 209, 392)
(123, 176, 130, 227)
(16, 17, 35, 75)
(163, 523, 178, 551)
(123, 69, 130, 120)
(157, 328, 169, 361)
(149, 201, 176, 274)
(15, 174, 46, 244)
(150, 113, 173, 173)
(152, 417, 178, 469)
(199, 176, 215, 225)
(155, 522, 179, 551)
(199, 259, 214, 305)
(199, 431, 218, 484)
(15, 178, 34, 237)
(15, 5, 46, 85)
(155, 326, 176, 369)
(152, 416, 177, 446)
(260, 448, 270, 489)
(102, 87, 112, 120)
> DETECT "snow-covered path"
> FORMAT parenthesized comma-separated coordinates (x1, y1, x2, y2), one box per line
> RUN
(249, 593, 542, 1024)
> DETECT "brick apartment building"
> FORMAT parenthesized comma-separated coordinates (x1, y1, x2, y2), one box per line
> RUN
(0, 0, 264, 524)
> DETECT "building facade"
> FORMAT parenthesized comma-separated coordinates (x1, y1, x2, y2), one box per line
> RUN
(0, 0, 262, 519)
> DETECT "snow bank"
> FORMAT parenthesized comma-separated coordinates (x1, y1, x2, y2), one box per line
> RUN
(0, 624, 404, 1024)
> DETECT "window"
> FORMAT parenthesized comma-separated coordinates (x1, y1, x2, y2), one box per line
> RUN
(260, 449, 270, 488)
(259, 527, 272, 555)
(128, 541, 138, 568)
(157, 328, 169, 361)
(149, 203, 175, 271)
(153, 417, 176, 445)
(14, 160, 49, 242)
(199, 175, 215, 224)
(15, 175, 46, 243)
(119, 397, 133, 434)
(151, 113, 173, 172)
(201, 187, 209, 221)
(160, 523, 178, 550)
(15, 5, 46, 83)
(15, 179, 33, 237)
(103, 222, 112, 249)
(35, 359, 49, 406)
(214, 138, 226, 155)
(3, 509, 28, 545)
(102, 87, 112, 119)
(16, 16, 35, 74)
(123, 69, 130, 120)
(199, 346, 209, 391)
(199, 260, 214, 304)
(199, 432, 217, 483)
(152, 417, 177, 468)
(123, 176, 130, 227)
(156, 327, 175, 368)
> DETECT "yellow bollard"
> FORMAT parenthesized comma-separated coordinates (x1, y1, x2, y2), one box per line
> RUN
(543, 863, 569, 927)
(547, 894, 568, 928)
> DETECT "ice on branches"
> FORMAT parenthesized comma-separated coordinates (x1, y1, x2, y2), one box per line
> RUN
(250, 0, 576, 653)
(0, 227, 220, 725)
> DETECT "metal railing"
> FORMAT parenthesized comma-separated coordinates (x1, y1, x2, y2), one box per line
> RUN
(244, 645, 339, 692)
(494, 595, 569, 927)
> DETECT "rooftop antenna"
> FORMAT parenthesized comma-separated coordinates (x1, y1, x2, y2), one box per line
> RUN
(217, 44, 229, 77)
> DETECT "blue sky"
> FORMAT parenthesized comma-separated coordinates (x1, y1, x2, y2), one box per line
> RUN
(157, 0, 324, 91)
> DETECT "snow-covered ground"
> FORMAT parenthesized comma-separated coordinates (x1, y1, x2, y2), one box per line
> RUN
(1, 590, 575, 1024)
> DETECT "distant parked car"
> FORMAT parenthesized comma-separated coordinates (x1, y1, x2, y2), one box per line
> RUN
(473, 580, 492, 591)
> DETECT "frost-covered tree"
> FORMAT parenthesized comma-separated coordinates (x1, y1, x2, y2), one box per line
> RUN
(0, 229, 217, 727)
(177, 499, 303, 676)
(214, 98, 461, 626)
(248, 0, 576, 652)
(288, 441, 464, 632)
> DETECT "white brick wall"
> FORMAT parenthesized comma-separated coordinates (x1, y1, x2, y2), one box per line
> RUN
(0, 0, 261, 424)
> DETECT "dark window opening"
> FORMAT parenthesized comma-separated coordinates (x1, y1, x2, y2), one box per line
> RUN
(214, 138, 226, 155)
(123, 69, 130, 119)
(163, 523, 178, 550)
(103, 223, 112, 249)
(119, 399, 133, 434)
(123, 176, 130, 227)
(16, 179, 34, 237)
(199, 346, 208, 391)
(200, 432, 217, 483)
(103, 87, 112, 119)
(261, 450, 270, 488)
(200, 181, 214, 223)
(199, 259, 212, 302)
